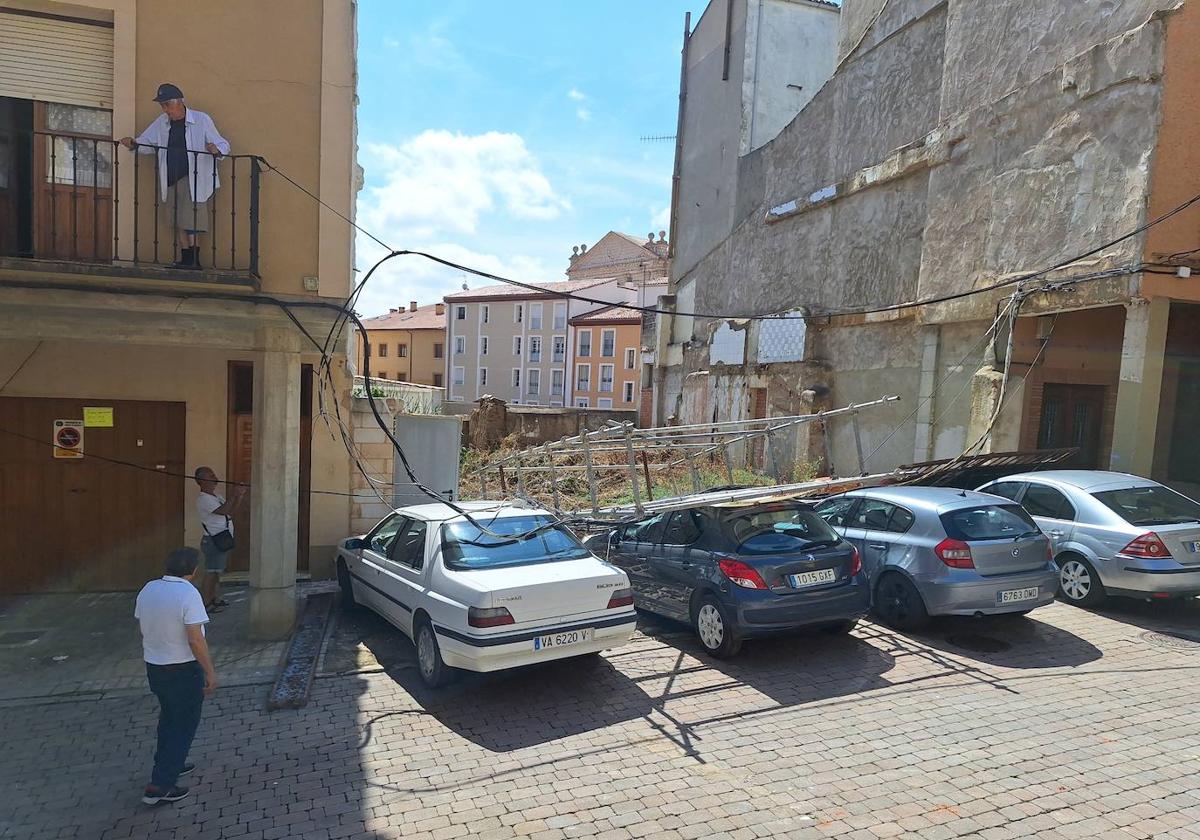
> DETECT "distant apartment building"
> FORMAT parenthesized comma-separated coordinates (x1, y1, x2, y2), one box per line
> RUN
(568, 305, 642, 409)
(443, 278, 631, 406)
(356, 301, 446, 387)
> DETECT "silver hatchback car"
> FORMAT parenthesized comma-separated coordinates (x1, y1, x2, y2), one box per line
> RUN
(814, 487, 1058, 630)
(977, 471, 1200, 607)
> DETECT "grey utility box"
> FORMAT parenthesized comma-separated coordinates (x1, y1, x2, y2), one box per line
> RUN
(391, 413, 462, 508)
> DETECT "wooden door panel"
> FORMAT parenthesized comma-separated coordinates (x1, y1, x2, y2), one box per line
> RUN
(0, 397, 184, 593)
(1038, 384, 1105, 469)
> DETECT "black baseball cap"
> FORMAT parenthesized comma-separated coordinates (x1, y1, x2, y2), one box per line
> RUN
(153, 83, 184, 102)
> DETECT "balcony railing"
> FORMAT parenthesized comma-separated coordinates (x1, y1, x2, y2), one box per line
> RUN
(0, 129, 261, 277)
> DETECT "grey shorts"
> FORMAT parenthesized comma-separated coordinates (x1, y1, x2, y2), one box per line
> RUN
(200, 535, 231, 573)
(161, 182, 210, 233)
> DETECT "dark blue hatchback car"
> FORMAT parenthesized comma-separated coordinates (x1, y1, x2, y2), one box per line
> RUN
(589, 500, 869, 657)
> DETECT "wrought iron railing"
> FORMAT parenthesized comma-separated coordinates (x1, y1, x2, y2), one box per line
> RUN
(0, 129, 261, 276)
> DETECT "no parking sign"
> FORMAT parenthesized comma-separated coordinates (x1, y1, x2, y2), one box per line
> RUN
(53, 419, 84, 459)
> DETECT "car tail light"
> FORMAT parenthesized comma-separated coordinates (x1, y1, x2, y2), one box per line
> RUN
(607, 587, 634, 609)
(1119, 532, 1170, 559)
(468, 606, 515, 628)
(935, 538, 975, 569)
(717, 557, 768, 590)
(848, 544, 862, 577)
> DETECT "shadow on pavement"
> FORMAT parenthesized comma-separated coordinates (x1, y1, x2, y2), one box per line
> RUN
(1087, 594, 1200, 635)
(899, 611, 1105, 669)
(325, 606, 656, 753)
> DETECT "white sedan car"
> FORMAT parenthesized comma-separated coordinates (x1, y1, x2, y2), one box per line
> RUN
(335, 501, 638, 687)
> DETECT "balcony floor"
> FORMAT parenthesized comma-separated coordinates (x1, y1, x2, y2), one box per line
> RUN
(0, 256, 259, 289)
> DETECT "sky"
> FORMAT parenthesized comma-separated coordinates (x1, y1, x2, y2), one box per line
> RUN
(352, 0, 705, 318)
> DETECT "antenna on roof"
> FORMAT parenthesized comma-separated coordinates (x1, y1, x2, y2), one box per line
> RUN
(639, 134, 676, 143)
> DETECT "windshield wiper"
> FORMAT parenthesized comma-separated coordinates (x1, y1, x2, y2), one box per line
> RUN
(1013, 531, 1041, 541)
(798, 539, 838, 550)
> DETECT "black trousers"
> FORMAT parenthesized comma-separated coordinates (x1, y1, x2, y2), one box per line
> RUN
(146, 661, 205, 790)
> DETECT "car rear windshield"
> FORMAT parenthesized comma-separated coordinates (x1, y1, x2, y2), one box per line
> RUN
(940, 504, 1039, 542)
(724, 505, 840, 554)
(1093, 485, 1200, 526)
(441, 515, 591, 570)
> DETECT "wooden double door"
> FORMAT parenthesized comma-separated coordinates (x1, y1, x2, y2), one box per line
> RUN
(0, 397, 184, 593)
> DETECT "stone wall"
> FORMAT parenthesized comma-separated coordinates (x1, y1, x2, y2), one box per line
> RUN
(348, 398, 395, 537)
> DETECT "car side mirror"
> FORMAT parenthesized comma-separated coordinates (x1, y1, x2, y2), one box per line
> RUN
(608, 531, 621, 547)
(345, 537, 367, 550)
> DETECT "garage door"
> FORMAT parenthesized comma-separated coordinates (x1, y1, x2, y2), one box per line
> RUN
(0, 397, 184, 593)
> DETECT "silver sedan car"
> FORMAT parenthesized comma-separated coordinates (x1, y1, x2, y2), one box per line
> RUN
(977, 471, 1200, 607)
(814, 487, 1058, 630)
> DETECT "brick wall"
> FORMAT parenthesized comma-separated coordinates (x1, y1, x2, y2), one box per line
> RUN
(349, 398, 395, 536)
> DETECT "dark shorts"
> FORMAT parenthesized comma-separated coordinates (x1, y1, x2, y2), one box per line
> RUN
(200, 535, 231, 573)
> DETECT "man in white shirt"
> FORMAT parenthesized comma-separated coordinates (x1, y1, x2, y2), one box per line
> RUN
(193, 466, 246, 612)
(134, 547, 217, 805)
(119, 83, 230, 270)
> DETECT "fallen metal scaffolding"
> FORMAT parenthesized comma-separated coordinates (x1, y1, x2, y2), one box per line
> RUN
(468, 396, 902, 518)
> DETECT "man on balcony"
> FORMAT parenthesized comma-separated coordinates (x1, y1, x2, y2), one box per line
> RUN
(119, 83, 229, 270)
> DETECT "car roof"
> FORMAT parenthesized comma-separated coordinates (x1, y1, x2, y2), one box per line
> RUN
(990, 470, 1156, 492)
(840, 485, 1008, 511)
(391, 500, 552, 523)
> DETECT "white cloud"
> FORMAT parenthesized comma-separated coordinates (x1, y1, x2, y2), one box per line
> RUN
(353, 130, 566, 318)
(576, 107, 592, 122)
(651, 204, 671, 230)
(567, 87, 587, 101)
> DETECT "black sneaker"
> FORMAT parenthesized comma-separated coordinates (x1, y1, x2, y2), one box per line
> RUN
(178, 763, 195, 777)
(142, 785, 189, 805)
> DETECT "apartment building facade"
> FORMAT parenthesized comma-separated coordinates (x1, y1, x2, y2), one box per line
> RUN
(0, 0, 358, 636)
(442, 278, 630, 407)
(356, 301, 446, 387)
(568, 305, 642, 409)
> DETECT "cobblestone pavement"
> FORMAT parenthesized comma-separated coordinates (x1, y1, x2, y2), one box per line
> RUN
(4, 597, 1200, 840)
(0, 587, 299, 702)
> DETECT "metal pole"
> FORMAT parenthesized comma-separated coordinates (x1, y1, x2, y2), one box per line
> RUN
(820, 412, 837, 479)
(546, 444, 561, 511)
(514, 455, 526, 497)
(687, 454, 702, 493)
(579, 426, 600, 516)
(641, 451, 653, 501)
(624, 425, 643, 513)
(851, 411, 866, 475)
(498, 466, 507, 495)
(722, 444, 735, 484)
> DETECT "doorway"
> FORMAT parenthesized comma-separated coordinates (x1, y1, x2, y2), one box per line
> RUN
(1037, 383, 1105, 468)
(225, 361, 313, 573)
(1168, 360, 1200, 483)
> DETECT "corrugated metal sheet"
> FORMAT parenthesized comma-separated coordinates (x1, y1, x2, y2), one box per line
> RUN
(0, 13, 113, 108)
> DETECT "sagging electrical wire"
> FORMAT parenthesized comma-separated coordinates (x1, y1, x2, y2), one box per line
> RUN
(261, 157, 1200, 323)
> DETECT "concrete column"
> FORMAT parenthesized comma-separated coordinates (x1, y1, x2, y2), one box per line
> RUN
(248, 326, 302, 639)
(912, 325, 940, 462)
(1110, 297, 1170, 476)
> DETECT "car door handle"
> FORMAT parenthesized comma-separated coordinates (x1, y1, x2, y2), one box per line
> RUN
(869, 543, 887, 550)
(1048, 530, 1065, 538)
(680, 560, 693, 569)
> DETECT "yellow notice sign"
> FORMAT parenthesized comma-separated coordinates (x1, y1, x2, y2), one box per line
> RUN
(83, 407, 114, 428)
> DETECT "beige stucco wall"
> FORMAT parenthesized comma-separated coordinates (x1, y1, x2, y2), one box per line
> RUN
(0, 337, 351, 568)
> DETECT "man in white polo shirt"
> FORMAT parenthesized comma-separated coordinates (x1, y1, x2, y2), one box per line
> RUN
(134, 547, 218, 805)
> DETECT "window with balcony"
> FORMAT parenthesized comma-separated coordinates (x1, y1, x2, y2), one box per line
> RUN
(529, 336, 542, 363)
(624, 347, 636, 369)
(601, 329, 616, 357)
(553, 302, 567, 330)
(576, 364, 590, 392)
(599, 364, 614, 392)
(577, 330, 592, 358)
(551, 369, 565, 397)
(527, 369, 540, 396)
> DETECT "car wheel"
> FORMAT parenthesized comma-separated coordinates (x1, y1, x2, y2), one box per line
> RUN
(336, 560, 358, 611)
(415, 620, 451, 688)
(1058, 555, 1106, 607)
(694, 594, 742, 658)
(822, 619, 859, 635)
(873, 574, 930, 631)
